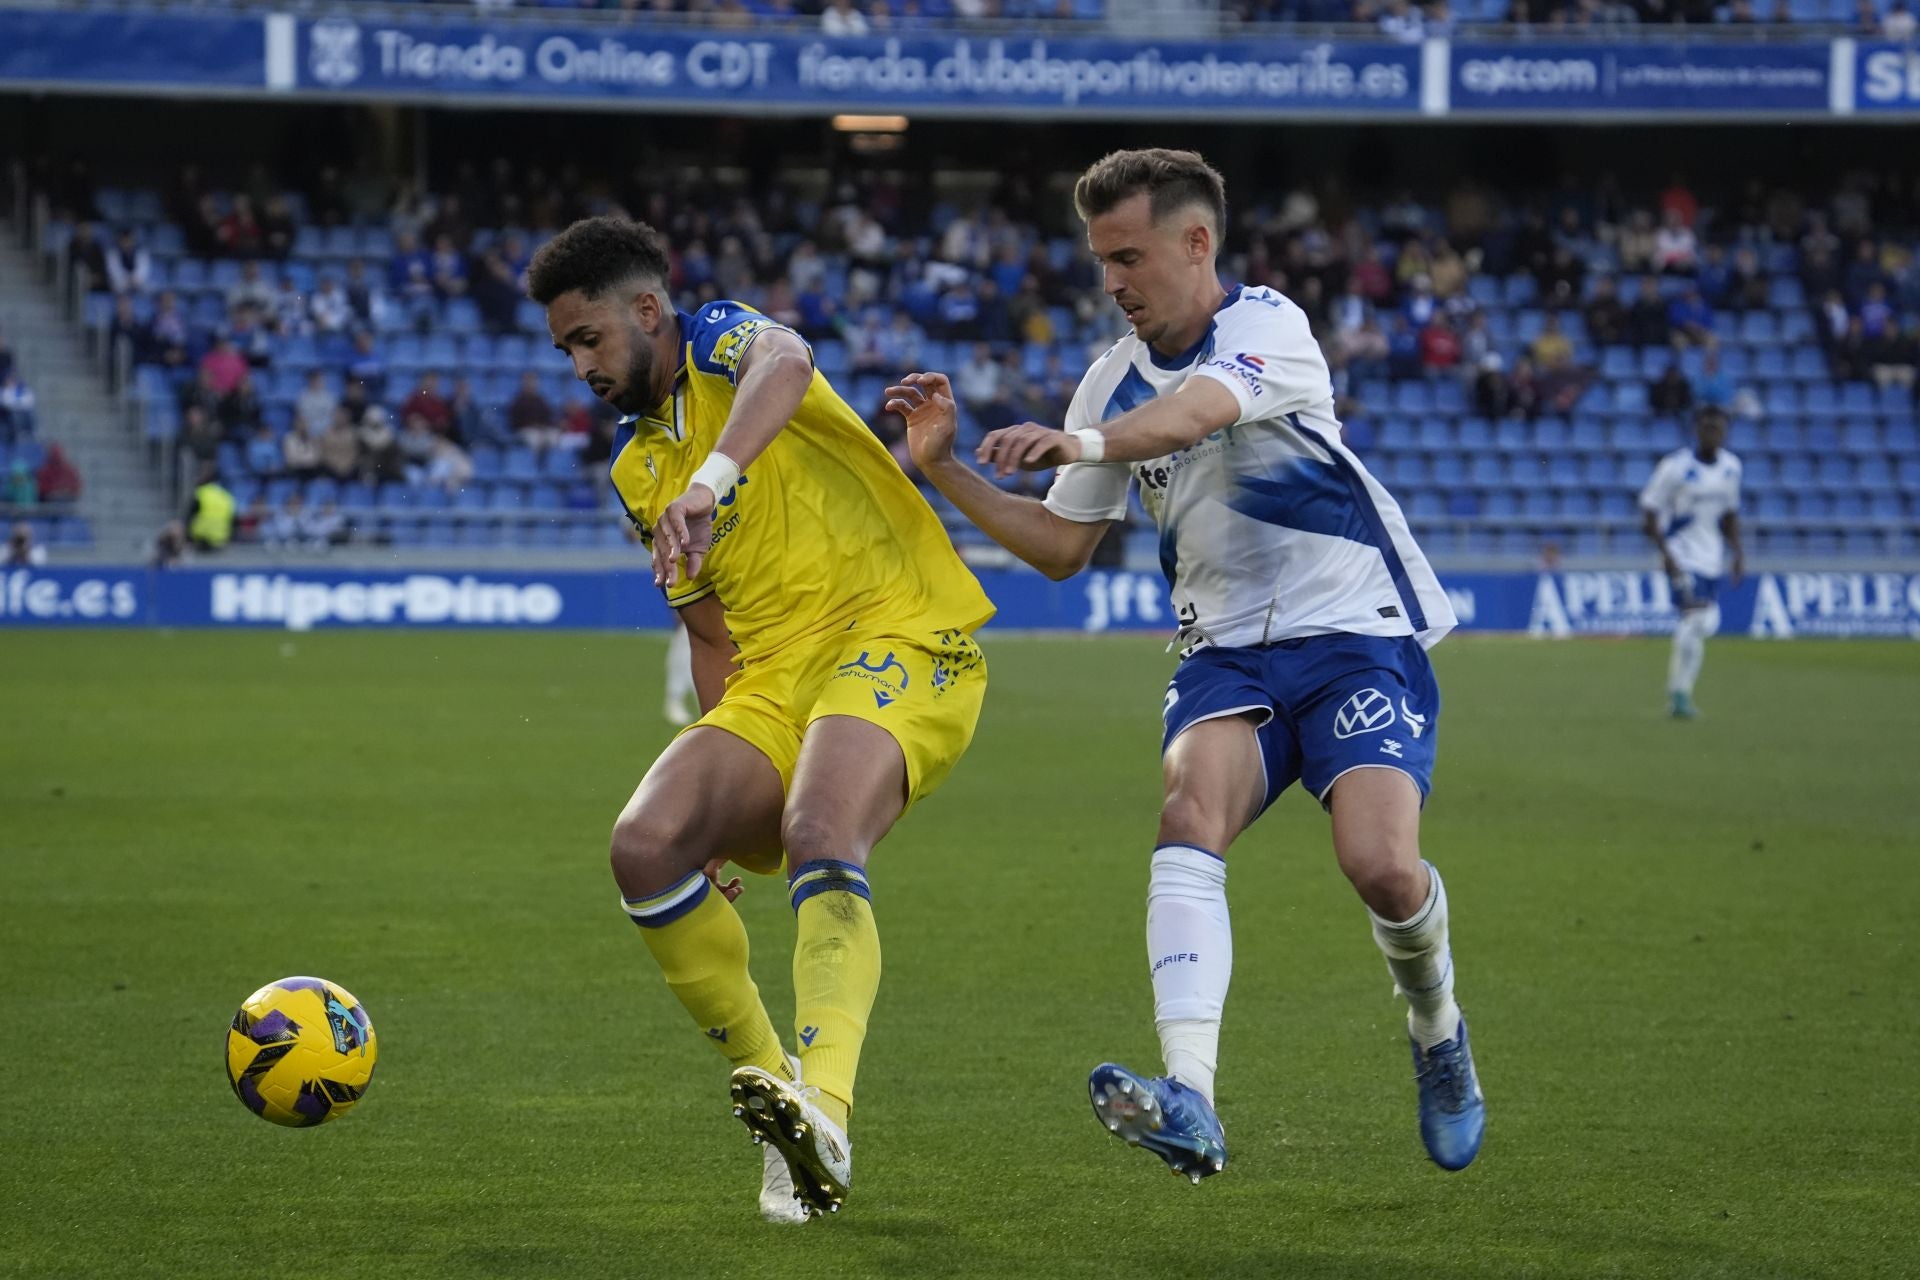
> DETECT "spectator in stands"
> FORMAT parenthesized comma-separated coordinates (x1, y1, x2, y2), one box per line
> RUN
(402, 373, 453, 436)
(67, 223, 107, 288)
(182, 194, 222, 259)
(1419, 312, 1462, 373)
(1585, 276, 1629, 347)
(1820, 287, 1851, 348)
(219, 195, 264, 259)
(319, 408, 360, 481)
(430, 234, 469, 300)
(1845, 239, 1888, 305)
(1530, 313, 1574, 370)
(304, 500, 348, 550)
(822, 0, 871, 35)
(1404, 275, 1438, 329)
(1667, 286, 1715, 347)
(1728, 246, 1769, 312)
(1873, 319, 1919, 391)
(1659, 175, 1698, 228)
(150, 519, 187, 569)
(0, 373, 36, 443)
(4, 521, 46, 567)
(356, 407, 404, 485)
(1628, 277, 1672, 347)
(399, 414, 440, 480)
(1654, 209, 1698, 275)
(260, 195, 297, 261)
(292, 370, 336, 438)
(874, 312, 926, 371)
(344, 259, 392, 330)
(1378, 0, 1425, 40)
(1429, 240, 1469, 302)
(507, 371, 560, 451)
(220, 372, 265, 440)
(228, 261, 276, 314)
(1618, 211, 1657, 275)
(244, 422, 281, 477)
(185, 462, 235, 551)
(4, 461, 35, 508)
(35, 444, 81, 505)
(226, 305, 275, 370)
(1386, 316, 1423, 380)
(954, 341, 1003, 414)
(345, 330, 389, 402)
(1539, 245, 1586, 311)
(1859, 282, 1898, 341)
(143, 291, 190, 369)
(310, 275, 354, 335)
(1342, 315, 1391, 381)
(282, 417, 322, 481)
(198, 337, 248, 397)
(271, 274, 311, 338)
(263, 493, 306, 550)
(180, 406, 221, 467)
(1695, 244, 1732, 308)
(1650, 363, 1694, 417)
(424, 433, 474, 496)
(447, 376, 493, 448)
(473, 246, 522, 335)
(389, 231, 436, 320)
(1887, 0, 1918, 37)
(104, 228, 152, 296)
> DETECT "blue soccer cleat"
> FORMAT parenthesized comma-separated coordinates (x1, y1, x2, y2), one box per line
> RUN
(1088, 1063, 1227, 1183)
(1669, 691, 1699, 719)
(1410, 1015, 1485, 1171)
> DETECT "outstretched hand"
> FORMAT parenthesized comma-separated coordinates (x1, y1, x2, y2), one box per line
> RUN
(703, 857, 744, 903)
(977, 422, 1083, 478)
(885, 372, 960, 473)
(653, 483, 717, 589)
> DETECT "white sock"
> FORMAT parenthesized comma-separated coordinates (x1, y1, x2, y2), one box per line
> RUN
(1146, 844, 1231, 1104)
(1668, 604, 1718, 696)
(1369, 860, 1461, 1049)
(665, 622, 695, 707)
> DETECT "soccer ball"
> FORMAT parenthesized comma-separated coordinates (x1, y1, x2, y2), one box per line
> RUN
(225, 976, 377, 1127)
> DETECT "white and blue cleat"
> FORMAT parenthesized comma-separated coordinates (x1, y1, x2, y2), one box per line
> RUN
(1411, 1015, 1485, 1171)
(1088, 1063, 1227, 1183)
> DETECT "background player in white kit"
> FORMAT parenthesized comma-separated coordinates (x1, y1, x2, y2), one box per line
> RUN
(1640, 406, 1744, 719)
(887, 149, 1486, 1177)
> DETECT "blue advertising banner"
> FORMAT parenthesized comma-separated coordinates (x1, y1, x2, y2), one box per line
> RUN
(1450, 41, 1830, 114)
(1855, 41, 1920, 114)
(0, 8, 265, 91)
(4, 565, 1916, 639)
(288, 18, 1423, 116)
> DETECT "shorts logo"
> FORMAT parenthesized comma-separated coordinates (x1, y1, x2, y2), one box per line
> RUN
(1380, 739, 1405, 758)
(1162, 685, 1180, 724)
(836, 649, 908, 709)
(1333, 688, 1396, 739)
(1400, 700, 1428, 739)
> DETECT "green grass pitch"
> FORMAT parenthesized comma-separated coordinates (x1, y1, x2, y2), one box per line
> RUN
(2, 630, 1916, 1279)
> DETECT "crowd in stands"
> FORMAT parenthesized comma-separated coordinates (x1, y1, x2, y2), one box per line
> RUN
(0, 326, 84, 524)
(33, 148, 1920, 562)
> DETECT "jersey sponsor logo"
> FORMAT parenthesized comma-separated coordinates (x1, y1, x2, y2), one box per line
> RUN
(1333, 687, 1396, 738)
(1201, 355, 1264, 399)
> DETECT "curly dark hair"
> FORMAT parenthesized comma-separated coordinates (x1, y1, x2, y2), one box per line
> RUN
(1072, 149, 1227, 236)
(525, 216, 672, 305)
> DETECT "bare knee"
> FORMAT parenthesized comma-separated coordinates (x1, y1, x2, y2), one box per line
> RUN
(780, 807, 869, 871)
(1157, 786, 1240, 855)
(1340, 845, 1428, 920)
(609, 812, 696, 899)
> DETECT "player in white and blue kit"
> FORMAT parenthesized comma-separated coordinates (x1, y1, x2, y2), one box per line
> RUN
(888, 149, 1485, 1177)
(1640, 405, 1744, 718)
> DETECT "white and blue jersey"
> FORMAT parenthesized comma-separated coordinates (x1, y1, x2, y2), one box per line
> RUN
(1045, 284, 1455, 653)
(1045, 285, 1454, 808)
(1639, 447, 1742, 606)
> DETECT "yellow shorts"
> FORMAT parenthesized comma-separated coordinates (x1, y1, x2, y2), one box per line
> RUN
(694, 625, 988, 815)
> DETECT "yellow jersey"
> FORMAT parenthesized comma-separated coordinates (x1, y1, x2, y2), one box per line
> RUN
(609, 302, 994, 663)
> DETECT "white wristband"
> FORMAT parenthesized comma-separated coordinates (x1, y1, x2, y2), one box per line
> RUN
(688, 451, 742, 501)
(1070, 428, 1106, 464)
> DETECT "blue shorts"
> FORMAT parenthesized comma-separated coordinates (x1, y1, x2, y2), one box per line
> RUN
(1671, 572, 1723, 609)
(1160, 633, 1441, 813)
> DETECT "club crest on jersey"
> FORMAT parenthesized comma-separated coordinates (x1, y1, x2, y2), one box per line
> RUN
(1333, 688, 1397, 739)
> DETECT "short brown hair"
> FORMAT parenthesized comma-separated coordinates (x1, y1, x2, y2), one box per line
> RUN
(525, 215, 671, 305)
(1072, 149, 1227, 235)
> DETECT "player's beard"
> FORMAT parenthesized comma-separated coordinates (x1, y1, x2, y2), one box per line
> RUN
(608, 327, 657, 416)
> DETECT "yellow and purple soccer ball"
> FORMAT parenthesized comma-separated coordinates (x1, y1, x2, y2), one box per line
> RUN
(225, 976, 377, 1127)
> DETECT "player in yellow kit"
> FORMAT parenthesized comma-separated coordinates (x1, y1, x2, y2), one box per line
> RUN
(527, 217, 993, 1222)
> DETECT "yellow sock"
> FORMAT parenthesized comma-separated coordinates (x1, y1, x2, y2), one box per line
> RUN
(789, 860, 881, 1129)
(623, 872, 792, 1082)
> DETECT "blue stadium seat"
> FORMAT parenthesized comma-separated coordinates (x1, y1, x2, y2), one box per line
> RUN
(454, 485, 489, 512)
(1765, 385, 1803, 416)
(1393, 383, 1433, 414)
(1431, 453, 1466, 486)
(488, 484, 528, 512)
(1803, 384, 1841, 419)
(1740, 313, 1780, 345)
(1414, 418, 1453, 449)
(1469, 455, 1508, 486)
